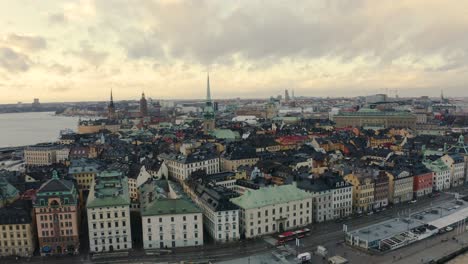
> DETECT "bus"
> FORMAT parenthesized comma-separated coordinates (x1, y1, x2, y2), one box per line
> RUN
(276, 228, 311, 245)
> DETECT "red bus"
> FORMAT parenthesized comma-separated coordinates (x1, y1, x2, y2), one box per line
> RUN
(276, 228, 310, 245)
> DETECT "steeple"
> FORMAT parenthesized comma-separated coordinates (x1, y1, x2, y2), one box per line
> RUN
(206, 73, 211, 101)
(109, 89, 114, 107)
(440, 89, 444, 101)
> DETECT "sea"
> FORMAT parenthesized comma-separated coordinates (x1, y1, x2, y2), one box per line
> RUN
(0, 112, 81, 148)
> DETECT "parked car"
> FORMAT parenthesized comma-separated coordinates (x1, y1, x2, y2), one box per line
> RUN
(445, 226, 454, 232)
(409, 200, 417, 204)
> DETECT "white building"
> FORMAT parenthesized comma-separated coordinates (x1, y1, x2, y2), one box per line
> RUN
(141, 199, 203, 249)
(24, 144, 69, 166)
(424, 159, 451, 191)
(182, 182, 240, 242)
(160, 152, 220, 181)
(87, 170, 132, 253)
(441, 154, 465, 188)
(230, 185, 313, 238)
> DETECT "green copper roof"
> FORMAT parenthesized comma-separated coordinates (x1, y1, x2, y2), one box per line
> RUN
(141, 198, 201, 216)
(87, 170, 130, 208)
(0, 178, 19, 206)
(230, 184, 312, 210)
(423, 159, 449, 173)
(210, 129, 240, 140)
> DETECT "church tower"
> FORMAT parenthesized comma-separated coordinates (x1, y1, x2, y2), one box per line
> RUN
(140, 92, 148, 117)
(203, 74, 215, 134)
(108, 89, 116, 120)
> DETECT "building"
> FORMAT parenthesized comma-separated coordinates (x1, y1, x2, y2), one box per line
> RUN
(412, 167, 433, 198)
(296, 177, 333, 223)
(160, 151, 220, 181)
(424, 158, 451, 191)
(221, 145, 259, 172)
(24, 144, 70, 166)
(441, 154, 465, 188)
(344, 172, 374, 213)
(373, 171, 389, 209)
(334, 108, 416, 129)
(0, 200, 35, 257)
(0, 177, 20, 207)
(230, 184, 313, 238)
(87, 170, 132, 253)
(108, 89, 116, 120)
(34, 171, 80, 255)
(182, 181, 240, 243)
(203, 74, 216, 133)
(387, 170, 414, 204)
(68, 159, 102, 192)
(140, 92, 148, 117)
(140, 180, 203, 249)
(77, 119, 120, 134)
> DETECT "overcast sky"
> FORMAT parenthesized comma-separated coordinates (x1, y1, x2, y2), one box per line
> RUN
(0, 0, 467, 103)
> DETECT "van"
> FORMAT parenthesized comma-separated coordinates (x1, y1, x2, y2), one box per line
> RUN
(297, 252, 311, 263)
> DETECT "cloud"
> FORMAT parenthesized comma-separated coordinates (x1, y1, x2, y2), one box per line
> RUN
(69, 41, 108, 67)
(49, 63, 72, 75)
(48, 84, 71, 93)
(48, 13, 67, 25)
(4, 34, 47, 52)
(0, 47, 32, 72)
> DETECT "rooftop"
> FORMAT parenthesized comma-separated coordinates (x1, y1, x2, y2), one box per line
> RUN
(230, 184, 312, 210)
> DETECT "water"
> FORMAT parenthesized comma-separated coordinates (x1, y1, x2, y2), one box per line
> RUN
(0, 112, 80, 148)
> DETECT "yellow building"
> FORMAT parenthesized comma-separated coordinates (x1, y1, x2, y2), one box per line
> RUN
(344, 173, 374, 213)
(221, 146, 259, 172)
(68, 159, 101, 192)
(77, 119, 120, 134)
(0, 201, 36, 257)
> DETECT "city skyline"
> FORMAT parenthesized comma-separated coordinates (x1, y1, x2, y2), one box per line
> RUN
(1, 0, 468, 104)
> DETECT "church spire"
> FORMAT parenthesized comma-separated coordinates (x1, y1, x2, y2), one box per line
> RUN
(206, 73, 211, 101)
(110, 89, 114, 107)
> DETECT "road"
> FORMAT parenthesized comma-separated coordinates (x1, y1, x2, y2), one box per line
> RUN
(5, 187, 466, 264)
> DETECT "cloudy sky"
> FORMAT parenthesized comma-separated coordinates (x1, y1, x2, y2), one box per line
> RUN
(0, 0, 467, 104)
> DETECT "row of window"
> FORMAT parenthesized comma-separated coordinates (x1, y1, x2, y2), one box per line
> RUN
(1, 225, 27, 231)
(92, 211, 126, 220)
(91, 220, 127, 229)
(1, 239, 29, 246)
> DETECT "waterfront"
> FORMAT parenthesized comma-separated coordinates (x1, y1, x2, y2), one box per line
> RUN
(0, 112, 79, 148)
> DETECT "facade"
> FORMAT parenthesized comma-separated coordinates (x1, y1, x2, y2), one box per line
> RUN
(34, 171, 80, 255)
(387, 171, 414, 204)
(160, 152, 220, 181)
(424, 159, 451, 191)
(182, 182, 240, 243)
(141, 194, 203, 249)
(296, 176, 351, 222)
(334, 108, 416, 129)
(221, 145, 259, 171)
(68, 159, 101, 192)
(441, 154, 465, 188)
(0, 200, 36, 257)
(87, 170, 132, 253)
(412, 170, 433, 198)
(77, 120, 120, 134)
(231, 185, 313, 238)
(344, 173, 374, 213)
(24, 144, 70, 166)
(373, 171, 389, 209)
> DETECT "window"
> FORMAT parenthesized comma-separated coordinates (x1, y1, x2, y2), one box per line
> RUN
(147, 218, 151, 224)
(171, 217, 174, 222)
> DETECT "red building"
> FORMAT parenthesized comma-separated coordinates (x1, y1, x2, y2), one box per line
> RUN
(413, 170, 434, 198)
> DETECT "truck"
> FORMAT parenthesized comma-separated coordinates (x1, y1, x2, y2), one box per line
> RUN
(297, 252, 311, 263)
(316, 245, 328, 257)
